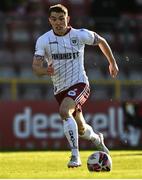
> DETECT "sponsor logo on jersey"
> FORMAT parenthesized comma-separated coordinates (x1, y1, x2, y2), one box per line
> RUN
(52, 52, 79, 60)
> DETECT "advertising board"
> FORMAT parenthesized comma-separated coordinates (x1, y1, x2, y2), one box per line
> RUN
(0, 100, 141, 150)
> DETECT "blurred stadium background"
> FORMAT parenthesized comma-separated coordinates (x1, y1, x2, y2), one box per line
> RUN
(0, 0, 142, 151)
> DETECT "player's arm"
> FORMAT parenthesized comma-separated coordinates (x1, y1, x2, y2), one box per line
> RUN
(97, 35, 119, 78)
(79, 29, 119, 78)
(32, 55, 54, 76)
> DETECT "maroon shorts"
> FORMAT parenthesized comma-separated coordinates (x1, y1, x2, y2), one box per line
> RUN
(54, 83, 90, 115)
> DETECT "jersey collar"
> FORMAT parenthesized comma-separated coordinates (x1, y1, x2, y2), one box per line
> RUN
(53, 26, 71, 36)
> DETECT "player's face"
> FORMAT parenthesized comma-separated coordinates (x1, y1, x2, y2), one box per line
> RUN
(49, 12, 70, 35)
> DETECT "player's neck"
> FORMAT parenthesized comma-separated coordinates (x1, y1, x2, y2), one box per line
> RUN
(53, 26, 71, 36)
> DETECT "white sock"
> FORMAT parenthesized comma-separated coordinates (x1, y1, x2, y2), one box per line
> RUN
(80, 124, 100, 145)
(63, 117, 79, 157)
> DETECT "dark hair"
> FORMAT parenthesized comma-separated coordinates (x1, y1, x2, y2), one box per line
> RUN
(48, 4, 68, 16)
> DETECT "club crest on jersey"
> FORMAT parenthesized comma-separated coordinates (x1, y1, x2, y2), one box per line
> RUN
(70, 37, 78, 46)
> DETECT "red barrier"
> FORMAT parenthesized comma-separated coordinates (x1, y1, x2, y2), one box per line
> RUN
(0, 100, 141, 150)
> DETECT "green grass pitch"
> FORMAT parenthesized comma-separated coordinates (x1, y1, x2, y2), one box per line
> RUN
(0, 150, 142, 178)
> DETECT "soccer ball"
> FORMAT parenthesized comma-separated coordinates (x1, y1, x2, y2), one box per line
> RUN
(87, 151, 112, 172)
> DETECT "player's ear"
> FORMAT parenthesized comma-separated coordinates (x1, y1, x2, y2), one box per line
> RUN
(48, 18, 52, 28)
(48, 18, 51, 24)
(67, 16, 70, 24)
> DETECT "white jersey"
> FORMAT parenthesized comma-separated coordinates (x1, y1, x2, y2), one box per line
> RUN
(34, 27, 99, 94)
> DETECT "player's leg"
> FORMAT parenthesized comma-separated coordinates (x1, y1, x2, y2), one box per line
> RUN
(59, 97, 81, 168)
(74, 111, 109, 154)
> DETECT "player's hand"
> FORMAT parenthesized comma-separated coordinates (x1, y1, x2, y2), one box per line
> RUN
(109, 63, 119, 78)
(47, 64, 54, 76)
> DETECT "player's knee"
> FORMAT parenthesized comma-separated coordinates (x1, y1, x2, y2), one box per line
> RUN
(59, 107, 70, 120)
(78, 125, 85, 135)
